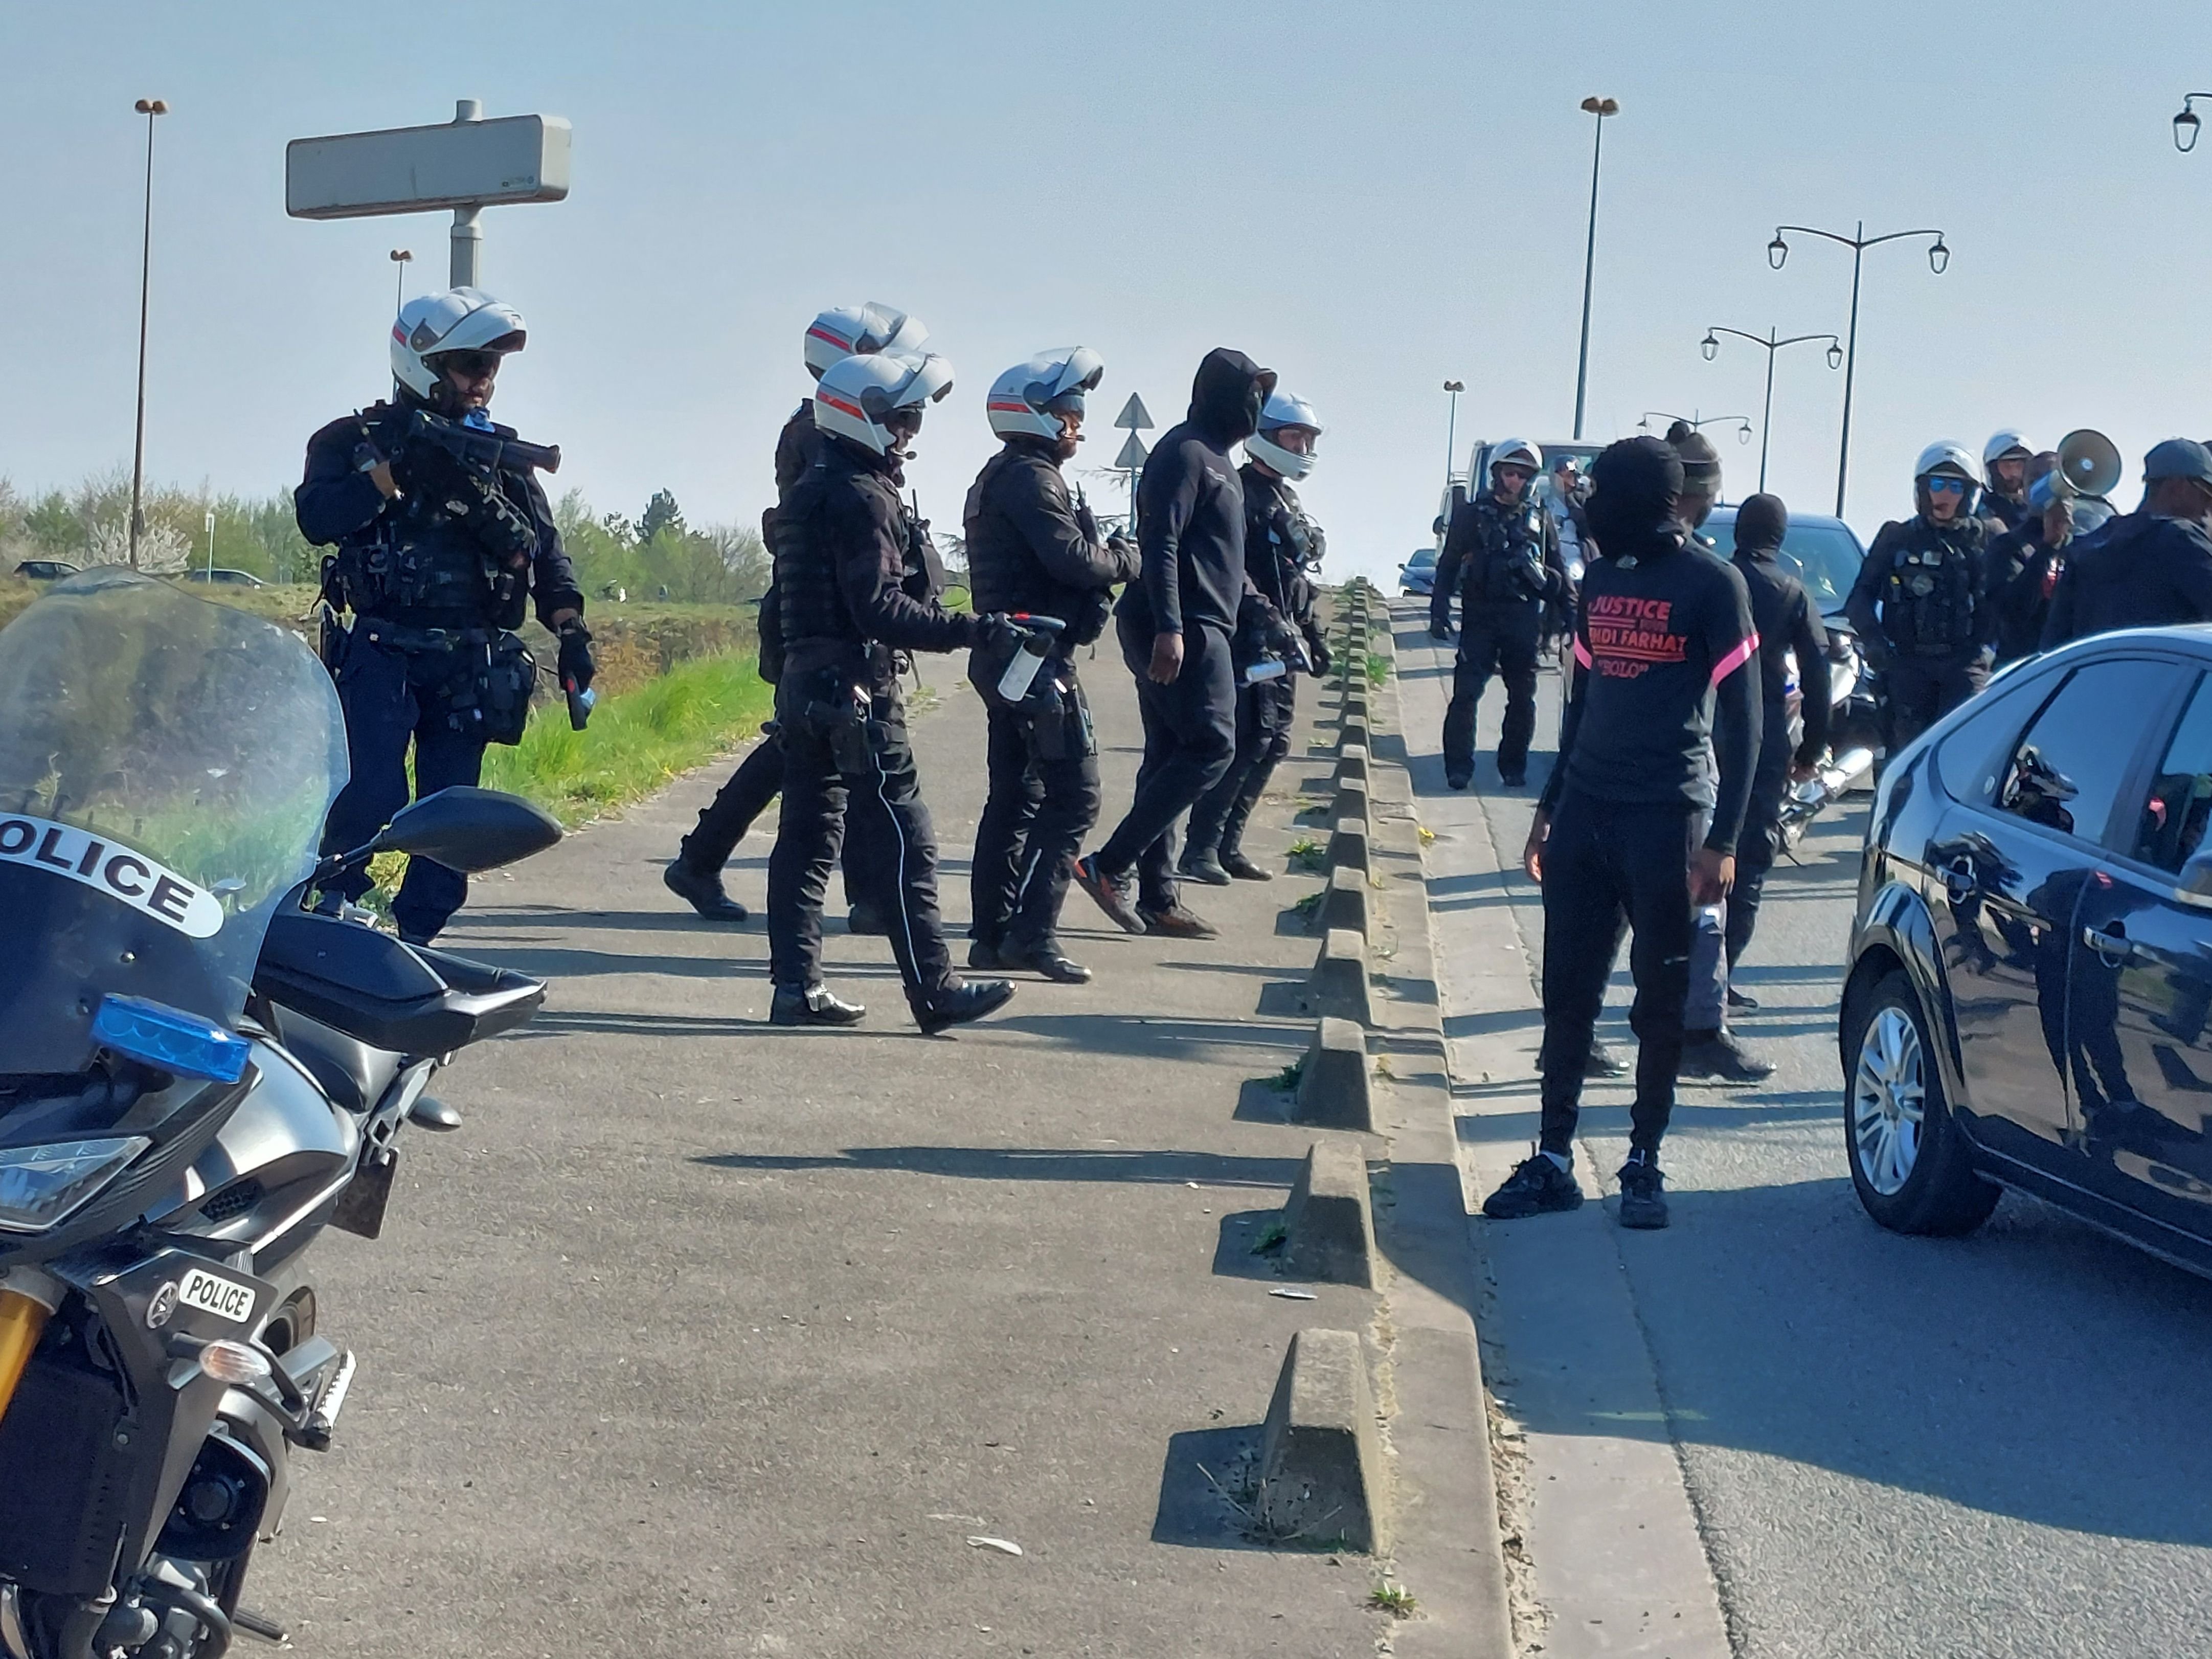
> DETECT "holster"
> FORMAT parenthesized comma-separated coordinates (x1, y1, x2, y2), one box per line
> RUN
(478, 633, 537, 746)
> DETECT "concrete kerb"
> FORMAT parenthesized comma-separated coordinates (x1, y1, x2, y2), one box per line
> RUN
(1327, 813, 1372, 877)
(1258, 1327, 1392, 1553)
(1306, 925, 1375, 1026)
(1281, 1137, 1379, 1286)
(1293, 1016, 1373, 1131)
(1320, 864, 1370, 937)
(1333, 775, 1372, 828)
(1335, 743, 1370, 786)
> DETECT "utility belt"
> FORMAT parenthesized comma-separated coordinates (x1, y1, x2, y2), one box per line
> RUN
(779, 660, 903, 775)
(967, 645, 1096, 761)
(334, 614, 538, 747)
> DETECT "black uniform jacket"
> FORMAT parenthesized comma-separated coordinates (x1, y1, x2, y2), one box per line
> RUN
(964, 438, 1139, 633)
(2042, 511, 2212, 648)
(297, 402, 582, 626)
(1431, 489, 1568, 632)
(1733, 542, 1830, 769)
(1982, 521, 2065, 664)
(1843, 513, 1988, 664)
(1541, 526, 1762, 856)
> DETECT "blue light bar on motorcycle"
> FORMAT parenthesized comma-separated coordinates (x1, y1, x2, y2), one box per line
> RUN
(92, 994, 253, 1084)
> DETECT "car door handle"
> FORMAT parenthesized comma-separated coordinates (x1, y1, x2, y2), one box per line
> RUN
(1941, 858, 1976, 899)
(2083, 923, 2141, 963)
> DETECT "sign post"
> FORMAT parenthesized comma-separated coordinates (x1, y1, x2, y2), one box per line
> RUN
(286, 100, 571, 288)
(1112, 394, 1154, 536)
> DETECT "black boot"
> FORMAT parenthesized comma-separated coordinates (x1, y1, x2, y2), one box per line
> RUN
(1177, 847, 1233, 886)
(1002, 938, 1092, 984)
(664, 859, 749, 923)
(913, 978, 1015, 1035)
(1220, 848, 1273, 882)
(770, 983, 866, 1026)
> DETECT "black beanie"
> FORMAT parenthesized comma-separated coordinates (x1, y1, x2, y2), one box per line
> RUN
(1736, 492, 1788, 551)
(1666, 420, 1723, 494)
(1587, 436, 1683, 548)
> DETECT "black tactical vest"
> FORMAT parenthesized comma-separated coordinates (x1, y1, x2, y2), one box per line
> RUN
(1466, 496, 1547, 608)
(1876, 520, 1981, 657)
(335, 409, 521, 627)
(772, 463, 860, 648)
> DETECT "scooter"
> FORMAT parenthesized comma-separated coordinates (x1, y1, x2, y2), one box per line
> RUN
(0, 571, 557, 1659)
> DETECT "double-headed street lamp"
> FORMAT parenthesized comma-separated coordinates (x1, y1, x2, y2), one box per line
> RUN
(390, 247, 413, 315)
(1571, 95, 1619, 441)
(1767, 220, 1949, 518)
(128, 97, 169, 570)
(1699, 326, 1844, 492)
(1441, 379, 1464, 488)
(1639, 410, 1753, 447)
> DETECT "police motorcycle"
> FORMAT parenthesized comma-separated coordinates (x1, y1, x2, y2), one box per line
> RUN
(0, 572, 557, 1659)
(1775, 632, 1878, 852)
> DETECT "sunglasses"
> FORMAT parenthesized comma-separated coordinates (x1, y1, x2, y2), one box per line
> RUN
(1497, 464, 1536, 481)
(1925, 477, 1968, 496)
(435, 350, 502, 379)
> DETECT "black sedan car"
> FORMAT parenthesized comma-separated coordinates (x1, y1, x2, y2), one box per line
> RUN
(1842, 626, 2212, 1274)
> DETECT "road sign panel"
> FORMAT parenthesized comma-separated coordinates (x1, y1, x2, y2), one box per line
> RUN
(1114, 394, 1154, 431)
(287, 114, 571, 219)
(1114, 432, 1150, 470)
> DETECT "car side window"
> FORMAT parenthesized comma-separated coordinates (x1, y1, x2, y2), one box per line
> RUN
(1995, 659, 2176, 846)
(1935, 670, 2055, 804)
(2133, 674, 2212, 872)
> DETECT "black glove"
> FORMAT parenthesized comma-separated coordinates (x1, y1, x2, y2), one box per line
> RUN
(1304, 628, 1331, 677)
(557, 622, 597, 693)
(1070, 589, 1114, 646)
(973, 611, 1024, 653)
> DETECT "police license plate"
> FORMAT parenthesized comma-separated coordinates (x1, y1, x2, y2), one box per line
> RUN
(176, 1266, 256, 1325)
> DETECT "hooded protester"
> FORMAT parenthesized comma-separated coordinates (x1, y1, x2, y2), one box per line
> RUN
(1487, 437, 1761, 1231)
(2042, 439, 2212, 647)
(1075, 347, 1276, 939)
(1668, 421, 1724, 535)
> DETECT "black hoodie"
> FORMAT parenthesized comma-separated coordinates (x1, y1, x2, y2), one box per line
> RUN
(1117, 348, 1276, 635)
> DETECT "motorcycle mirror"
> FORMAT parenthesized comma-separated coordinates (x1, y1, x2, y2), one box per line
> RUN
(2178, 848, 2212, 910)
(372, 786, 563, 873)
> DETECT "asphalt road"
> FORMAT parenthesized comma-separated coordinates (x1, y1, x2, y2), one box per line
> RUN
(1395, 595, 2212, 1659)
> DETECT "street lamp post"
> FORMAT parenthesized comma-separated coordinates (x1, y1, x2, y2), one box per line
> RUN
(128, 97, 169, 570)
(1571, 96, 1619, 441)
(1639, 410, 1754, 445)
(390, 247, 413, 315)
(1767, 220, 1949, 518)
(1441, 379, 1464, 488)
(1698, 326, 1843, 492)
(2175, 93, 2212, 151)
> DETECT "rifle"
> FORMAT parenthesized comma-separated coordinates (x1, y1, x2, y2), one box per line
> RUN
(400, 407, 562, 476)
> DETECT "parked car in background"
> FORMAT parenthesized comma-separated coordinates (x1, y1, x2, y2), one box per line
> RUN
(1841, 625, 2212, 1277)
(11, 558, 78, 581)
(1699, 505, 1865, 618)
(182, 567, 267, 587)
(1400, 547, 1437, 596)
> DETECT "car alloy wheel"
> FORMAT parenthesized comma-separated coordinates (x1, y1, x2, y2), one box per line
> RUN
(1852, 1003, 1925, 1197)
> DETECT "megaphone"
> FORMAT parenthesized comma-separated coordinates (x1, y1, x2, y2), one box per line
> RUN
(2053, 429, 2122, 500)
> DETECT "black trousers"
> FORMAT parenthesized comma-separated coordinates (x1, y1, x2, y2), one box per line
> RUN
(1880, 654, 1987, 751)
(1443, 604, 1542, 779)
(1186, 673, 1298, 859)
(1537, 790, 1700, 1157)
(766, 689, 954, 1002)
(321, 633, 486, 943)
(969, 671, 1101, 952)
(1095, 612, 1237, 912)
(679, 728, 861, 905)
(1724, 738, 1794, 969)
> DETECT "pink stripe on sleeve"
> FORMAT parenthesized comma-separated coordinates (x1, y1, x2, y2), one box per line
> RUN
(1573, 636, 1593, 669)
(1710, 632, 1759, 687)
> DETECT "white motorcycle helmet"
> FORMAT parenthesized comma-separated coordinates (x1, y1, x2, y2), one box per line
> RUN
(391, 287, 527, 402)
(1489, 437, 1543, 481)
(1915, 439, 1983, 515)
(1247, 390, 1323, 480)
(985, 347, 1105, 442)
(813, 351, 955, 456)
(1982, 429, 2033, 483)
(803, 303, 930, 380)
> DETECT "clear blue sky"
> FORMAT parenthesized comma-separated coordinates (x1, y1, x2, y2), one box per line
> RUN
(5, 1, 2211, 581)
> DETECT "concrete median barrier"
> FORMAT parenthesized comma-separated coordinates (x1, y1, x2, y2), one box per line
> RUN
(1257, 1327, 1390, 1552)
(1326, 814, 1370, 877)
(1332, 774, 1371, 828)
(1280, 1139, 1378, 1288)
(1307, 926, 1374, 1025)
(1294, 1016, 1373, 1130)
(1334, 743, 1369, 784)
(1319, 864, 1369, 936)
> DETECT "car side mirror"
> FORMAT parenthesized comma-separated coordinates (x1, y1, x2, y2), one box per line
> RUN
(374, 786, 562, 873)
(2178, 848, 2212, 907)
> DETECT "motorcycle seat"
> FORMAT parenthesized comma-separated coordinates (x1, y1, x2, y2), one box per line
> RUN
(254, 911, 545, 1058)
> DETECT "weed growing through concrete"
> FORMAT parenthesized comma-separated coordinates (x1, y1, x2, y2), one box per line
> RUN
(1372, 1055, 1397, 1082)
(1367, 1582, 1418, 1619)
(1416, 825, 1437, 845)
(1251, 1218, 1288, 1254)
(1364, 652, 1392, 686)
(1293, 891, 1325, 918)
(1269, 1057, 1306, 1092)
(1286, 836, 1327, 873)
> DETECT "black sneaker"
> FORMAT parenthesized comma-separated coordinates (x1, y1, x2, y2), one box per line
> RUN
(846, 901, 889, 936)
(1221, 849, 1273, 882)
(1616, 1154, 1669, 1229)
(1073, 854, 1146, 935)
(968, 939, 1003, 971)
(1726, 985, 1759, 1010)
(1481, 1154, 1585, 1220)
(770, 983, 866, 1026)
(1178, 849, 1233, 886)
(663, 859, 749, 923)
(913, 977, 1015, 1035)
(1583, 1038, 1626, 1079)
(1678, 1027, 1775, 1083)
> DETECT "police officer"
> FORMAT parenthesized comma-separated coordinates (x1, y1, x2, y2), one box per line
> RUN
(1182, 390, 1331, 884)
(1722, 494, 1830, 983)
(1075, 348, 1277, 939)
(767, 348, 1020, 1032)
(1844, 442, 1992, 751)
(1489, 437, 1760, 1231)
(1431, 438, 1569, 789)
(300, 287, 589, 946)
(1984, 476, 2104, 665)
(964, 347, 1140, 983)
(2042, 438, 2212, 646)
(1981, 431, 2035, 534)
(665, 303, 931, 928)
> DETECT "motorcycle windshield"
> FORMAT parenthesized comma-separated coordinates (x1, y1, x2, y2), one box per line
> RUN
(0, 570, 347, 1075)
